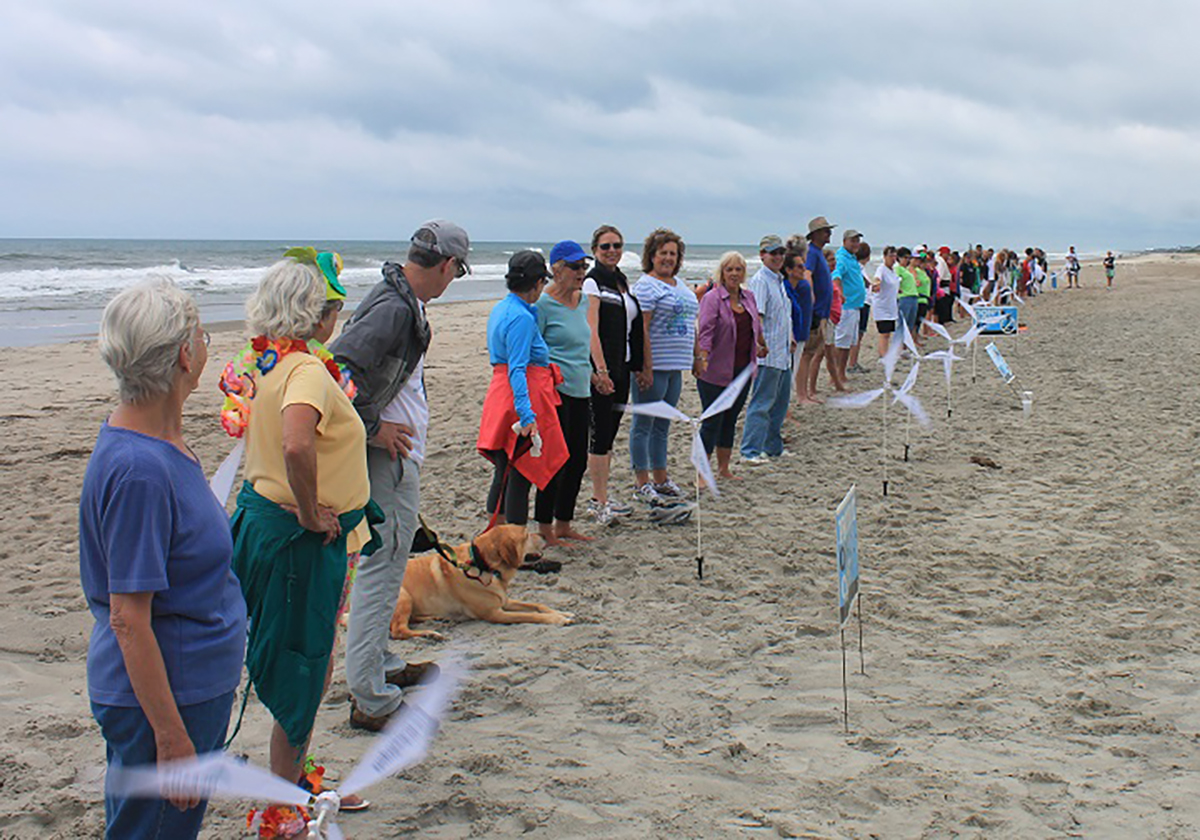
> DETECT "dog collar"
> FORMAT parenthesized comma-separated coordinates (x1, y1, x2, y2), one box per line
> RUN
(461, 540, 493, 585)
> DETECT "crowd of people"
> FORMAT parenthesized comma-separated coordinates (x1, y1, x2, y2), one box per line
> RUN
(79, 217, 1104, 838)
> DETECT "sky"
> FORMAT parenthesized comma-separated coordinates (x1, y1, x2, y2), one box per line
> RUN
(2, 0, 1198, 252)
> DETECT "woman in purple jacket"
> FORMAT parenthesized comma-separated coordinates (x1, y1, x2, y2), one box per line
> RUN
(694, 252, 766, 480)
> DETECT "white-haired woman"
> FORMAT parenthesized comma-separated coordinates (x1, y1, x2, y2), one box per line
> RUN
(223, 250, 376, 813)
(81, 278, 247, 839)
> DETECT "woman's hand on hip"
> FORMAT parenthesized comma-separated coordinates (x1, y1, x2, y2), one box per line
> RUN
(289, 503, 342, 544)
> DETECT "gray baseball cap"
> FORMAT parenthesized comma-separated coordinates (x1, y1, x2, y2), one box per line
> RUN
(411, 219, 471, 273)
(759, 234, 785, 252)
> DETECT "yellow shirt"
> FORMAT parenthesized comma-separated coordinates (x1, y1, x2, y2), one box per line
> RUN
(245, 351, 371, 552)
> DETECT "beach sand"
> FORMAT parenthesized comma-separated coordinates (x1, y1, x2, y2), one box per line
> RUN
(0, 255, 1197, 838)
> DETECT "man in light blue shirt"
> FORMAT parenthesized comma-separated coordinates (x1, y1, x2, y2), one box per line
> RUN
(740, 235, 792, 463)
(831, 228, 865, 386)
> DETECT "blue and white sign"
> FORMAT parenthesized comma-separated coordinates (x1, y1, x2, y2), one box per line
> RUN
(975, 305, 1019, 334)
(984, 342, 1015, 384)
(836, 486, 859, 627)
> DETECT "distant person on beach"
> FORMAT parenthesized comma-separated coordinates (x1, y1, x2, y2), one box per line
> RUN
(582, 224, 642, 526)
(1103, 251, 1116, 288)
(935, 246, 955, 324)
(802, 217, 836, 401)
(740, 235, 792, 464)
(872, 246, 901, 357)
(629, 228, 696, 520)
(478, 250, 568, 527)
(781, 243, 815, 403)
(1065, 246, 1081, 289)
(227, 250, 376, 804)
(533, 241, 595, 545)
(896, 247, 920, 339)
(849, 241, 872, 374)
(831, 229, 865, 385)
(695, 250, 763, 477)
(83, 279, 245, 839)
(824, 248, 849, 388)
(331, 220, 467, 732)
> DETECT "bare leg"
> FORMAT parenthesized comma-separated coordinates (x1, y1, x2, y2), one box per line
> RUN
(588, 453, 610, 504)
(634, 469, 650, 488)
(808, 344, 826, 399)
(651, 468, 668, 485)
(715, 447, 737, 478)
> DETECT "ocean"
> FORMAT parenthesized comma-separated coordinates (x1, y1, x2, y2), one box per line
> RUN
(0, 238, 755, 347)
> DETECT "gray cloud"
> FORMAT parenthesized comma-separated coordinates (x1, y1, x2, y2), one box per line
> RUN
(1, 0, 1198, 250)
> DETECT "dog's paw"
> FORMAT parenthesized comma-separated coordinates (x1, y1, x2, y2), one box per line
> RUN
(549, 612, 574, 625)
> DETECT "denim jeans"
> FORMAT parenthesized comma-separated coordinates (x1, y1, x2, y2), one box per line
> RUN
(92, 690, 235, 840)
(629, 370, 682, 472)
(739, 365, 792, 458)
(898, 296, 919, 335)
(346, 449, 421, 717)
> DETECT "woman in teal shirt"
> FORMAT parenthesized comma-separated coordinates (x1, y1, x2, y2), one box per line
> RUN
(534, 240, 595, 545)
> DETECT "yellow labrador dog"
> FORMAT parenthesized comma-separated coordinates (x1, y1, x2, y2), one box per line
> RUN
(389, 524, 573, 640)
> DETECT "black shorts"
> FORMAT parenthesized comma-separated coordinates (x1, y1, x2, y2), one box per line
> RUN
(875, 319, 896, 334)
(916, 302, 929, 321)
(858, 303, 871, 335)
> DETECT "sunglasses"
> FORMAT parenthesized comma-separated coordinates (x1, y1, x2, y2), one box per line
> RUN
(566, 260, 588, 271)
(596, 242, 623, 251)
(201, 329, 211, 347)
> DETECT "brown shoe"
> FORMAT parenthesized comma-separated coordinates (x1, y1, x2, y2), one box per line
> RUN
(384, 661, 440, 690)
(349, 699, 400, 733)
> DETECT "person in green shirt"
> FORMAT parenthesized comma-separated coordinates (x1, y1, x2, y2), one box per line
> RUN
(896, 247, 920, 342)
(914, 252, 933, 343)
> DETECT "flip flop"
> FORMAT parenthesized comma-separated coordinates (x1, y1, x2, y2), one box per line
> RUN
(339, 795, 371, 812)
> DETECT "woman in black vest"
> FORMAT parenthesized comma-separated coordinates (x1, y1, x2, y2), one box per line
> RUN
(582, 224, 644, 526)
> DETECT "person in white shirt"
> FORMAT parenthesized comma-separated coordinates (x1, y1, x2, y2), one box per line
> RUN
(871, 246, 902, 358)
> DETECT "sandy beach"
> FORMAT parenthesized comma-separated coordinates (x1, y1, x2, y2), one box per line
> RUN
(0, 254, 1197, 838)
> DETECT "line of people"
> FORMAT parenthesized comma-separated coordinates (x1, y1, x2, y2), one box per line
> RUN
(79, 215, 1069, 838)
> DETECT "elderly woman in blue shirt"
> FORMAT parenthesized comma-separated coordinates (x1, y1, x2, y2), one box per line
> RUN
(477, 250, 568, 525)
(80, 278, 246, 839)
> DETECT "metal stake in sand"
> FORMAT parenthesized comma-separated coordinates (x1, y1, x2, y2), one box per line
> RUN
(828, 334, 930, 496)
(620, 366, 755, 581)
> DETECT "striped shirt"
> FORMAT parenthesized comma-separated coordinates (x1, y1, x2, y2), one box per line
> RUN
(632, 274, 698, 371)
(747, 266, 791, 370)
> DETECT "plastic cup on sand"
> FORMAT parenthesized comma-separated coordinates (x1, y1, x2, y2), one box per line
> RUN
(1021, 391, 1033, 419)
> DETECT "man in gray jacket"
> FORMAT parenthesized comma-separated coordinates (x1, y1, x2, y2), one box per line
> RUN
(331, 219, 469, 730)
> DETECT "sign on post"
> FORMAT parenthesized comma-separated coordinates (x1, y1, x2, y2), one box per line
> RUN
(984, 342, 1015, 385)
(836, 486, 859, 628)
(975, 305, 1019, 334)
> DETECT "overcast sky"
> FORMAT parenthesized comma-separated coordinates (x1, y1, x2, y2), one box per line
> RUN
(2, 0, 1197, 251)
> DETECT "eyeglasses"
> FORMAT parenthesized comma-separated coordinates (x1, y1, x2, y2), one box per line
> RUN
(566, 260, 588, 271)
(201, 329, 211, 347)
(596, 242, 623, 251)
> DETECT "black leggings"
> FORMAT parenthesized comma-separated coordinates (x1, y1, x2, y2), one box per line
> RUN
(536, 395, 589, 524)
(696, 373, 751, 453)
(485, 449, 533, 526)
(589, 366, 630, 456)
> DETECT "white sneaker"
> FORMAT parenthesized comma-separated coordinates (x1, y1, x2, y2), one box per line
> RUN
(743, 453, 770, 465)
(607, 497, 633, 517)
(635, 482, 664, 506)
(773, 449, 793, 459)
(591, 501, 617, 526)
(654, 479, 684, 499)
(648, 503, 693, 525)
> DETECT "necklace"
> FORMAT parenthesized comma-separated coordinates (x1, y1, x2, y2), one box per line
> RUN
(219, 336, 356, 438)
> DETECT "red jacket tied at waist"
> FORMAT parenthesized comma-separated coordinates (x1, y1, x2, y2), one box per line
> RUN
(476, 364, 569, 490)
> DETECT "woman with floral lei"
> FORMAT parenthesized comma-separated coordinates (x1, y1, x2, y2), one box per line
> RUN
(225, 248, 381, 830)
